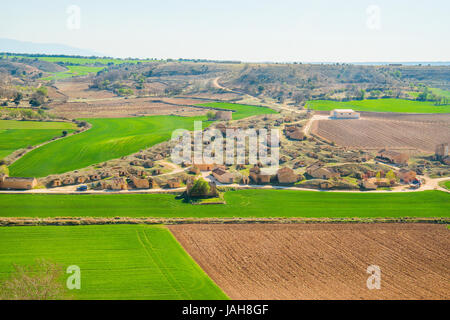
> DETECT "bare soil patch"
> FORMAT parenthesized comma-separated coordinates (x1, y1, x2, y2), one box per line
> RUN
(311, 118, 450, 152)
(55, 81, 116, 100)
(169, 223, 450, 300)
(359, 112, 450, 123)
(49, 97, 208, 118)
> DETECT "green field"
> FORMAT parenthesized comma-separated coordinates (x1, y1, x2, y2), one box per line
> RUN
(306, 98, 450, 113)
(407, 88, 450, 100)
(0, 120, 76, 160)
(197, 102, 278, 120)
(9, 55, 154, 66)
(1, 190, 448, 218)
(42, 65, 106, 80)
(429, 88, 450, 99)
(9, 116, 206, 177)
(0, 225, 227, 300)
(439, 180, 450, 190)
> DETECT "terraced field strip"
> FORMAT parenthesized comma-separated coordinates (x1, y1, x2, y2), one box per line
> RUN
(10, 55, 155, 65)
(0, 120, 76, 160)
(306, 99, 450, 113)
(169, 223, 450, 299)
(312, 118, 450, 152)
(8, 115, 206, 177)
(197, 102, 278, 120)
(0, 225, 227, 300)
(41, 65, 106, 80)
(0, 190, 448, 218)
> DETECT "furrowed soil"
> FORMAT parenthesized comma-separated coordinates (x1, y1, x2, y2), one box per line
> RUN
(312, 118, 450, 152)
(169, 223, 450, 300)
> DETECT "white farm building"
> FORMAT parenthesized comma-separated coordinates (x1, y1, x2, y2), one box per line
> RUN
(330, 109, 360, 119)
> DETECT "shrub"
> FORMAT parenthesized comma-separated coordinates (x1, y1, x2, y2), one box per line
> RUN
(206, 111, 216, 120)
(0, 164, 8, 175)
(190, 178, 211, 196)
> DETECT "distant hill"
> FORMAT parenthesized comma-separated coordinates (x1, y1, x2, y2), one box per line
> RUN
(0, 38, 101, 57)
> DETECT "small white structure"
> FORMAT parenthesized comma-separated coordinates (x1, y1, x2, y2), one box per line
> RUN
(330, 109, 360, 119)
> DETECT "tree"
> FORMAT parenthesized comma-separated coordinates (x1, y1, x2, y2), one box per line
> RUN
(385, 170, 397, 182)
(0, 164, 9, 175)
(13, 92, 23, 107)
(206, 111, 216, 121)
(369, 90, 381, 99)
(417, 87, 429, 101)
(357, 89, 366, 100)
(62, 130, 68, 137)
(375, 171, 381, 180)
(29, 89, 46, 107)
(190, 178, 211, 196)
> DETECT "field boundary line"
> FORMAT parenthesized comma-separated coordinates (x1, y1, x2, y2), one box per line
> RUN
(1, 217, 448, 227)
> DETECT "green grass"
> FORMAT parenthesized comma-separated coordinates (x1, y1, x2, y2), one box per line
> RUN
(0, 120, 76, 160)
(197, 102, 278, 120)
(9, 55, 154, 66)
(0, 120, 76, 130)
(0, 190, 448, 218)
(9, 116, 206, 177)
(306, 98, 450, 113)
(406, 91, 420, 98)
(439, 180, 450, 190)
(407, 88, 450, 100)
(0, 225, 227, 300)
(429, 88, 450, 99)
(41, 65, 106, 80)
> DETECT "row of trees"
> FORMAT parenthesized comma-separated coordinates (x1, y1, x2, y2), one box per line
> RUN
(415, 87, 449, 105)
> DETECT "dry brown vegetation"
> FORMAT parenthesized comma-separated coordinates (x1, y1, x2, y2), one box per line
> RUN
(169, 223, 450, 300)
(312, 117, 450, 152)
(0, 259, 68, 300)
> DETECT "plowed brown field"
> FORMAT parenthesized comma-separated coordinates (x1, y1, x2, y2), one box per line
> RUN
(50, 97, 208, 118)
(169, 224, 450, 300)
(311, 119, 450, 152)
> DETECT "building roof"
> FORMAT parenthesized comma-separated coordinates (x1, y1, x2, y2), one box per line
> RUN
(378, 149, 405, 157)
(306, 161, 324, 171)
(277, 167, 294, 174)
(398, 168, 415, 174)
(259, 167, 278, 176)
(212, 167, 227, 175)
(333, 109, 355, 113)
(4, 177, 36, 182)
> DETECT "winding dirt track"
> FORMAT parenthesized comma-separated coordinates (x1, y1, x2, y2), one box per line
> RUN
(169, 224, 450, 300)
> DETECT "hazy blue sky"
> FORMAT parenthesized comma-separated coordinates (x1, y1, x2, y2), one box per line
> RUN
(1, 0, 449, 62)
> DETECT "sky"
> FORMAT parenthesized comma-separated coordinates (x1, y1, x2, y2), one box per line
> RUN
(0, 0, 449, 62)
